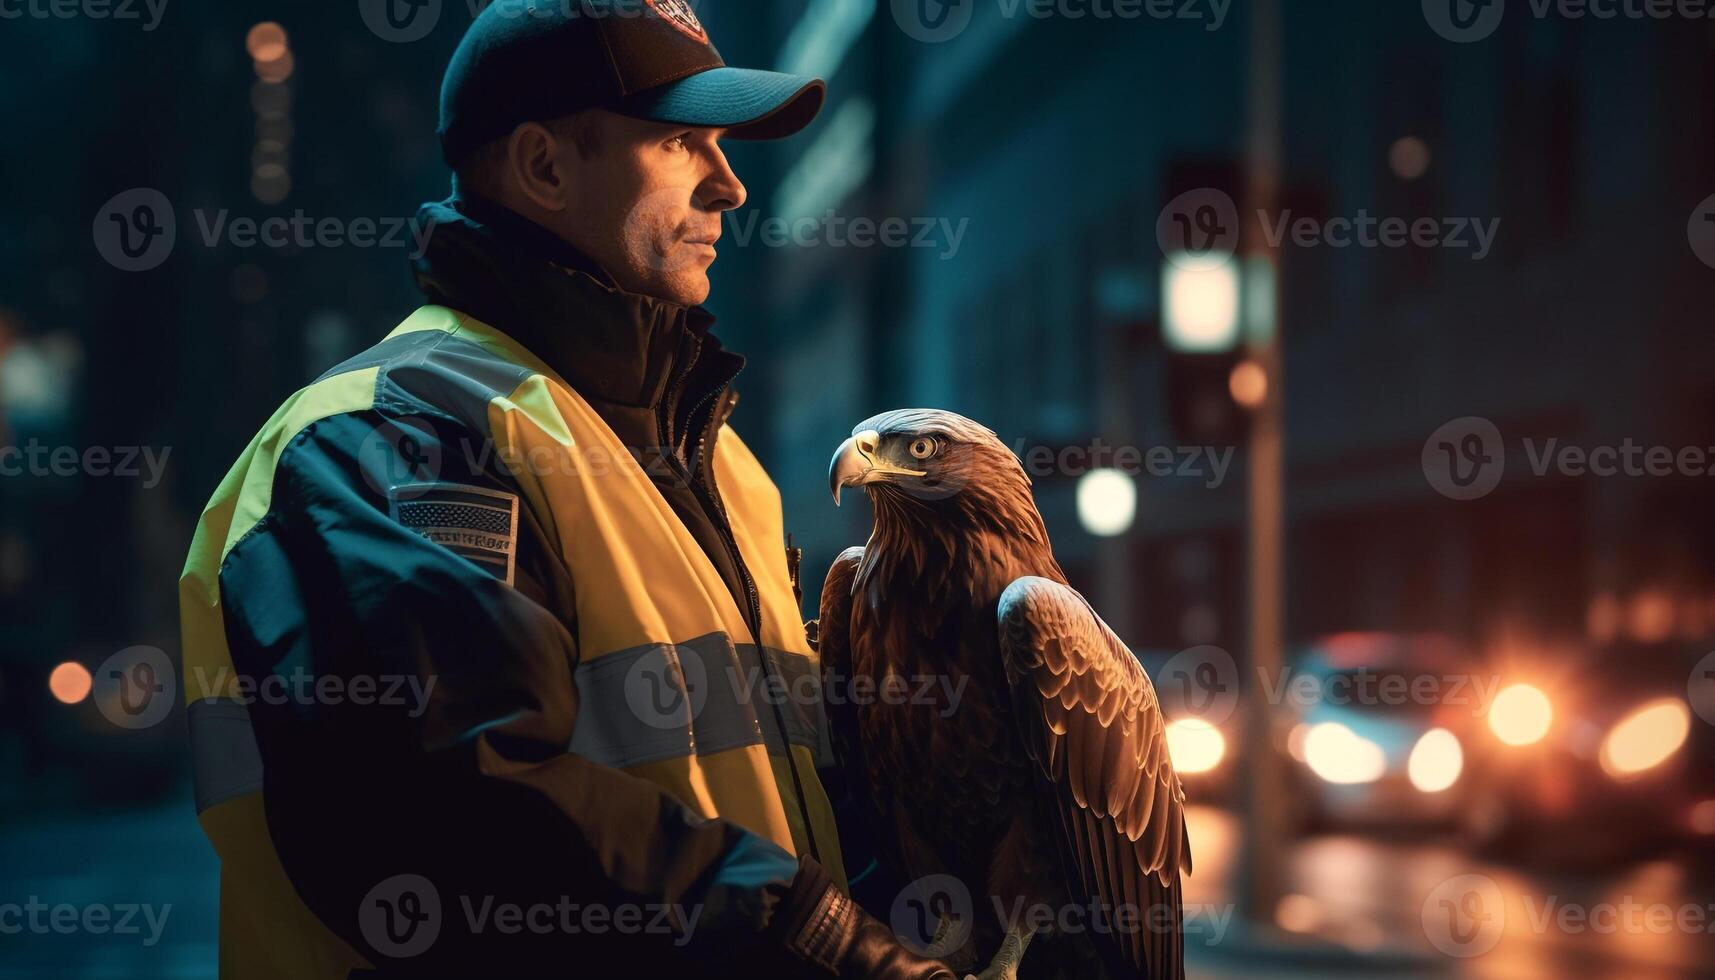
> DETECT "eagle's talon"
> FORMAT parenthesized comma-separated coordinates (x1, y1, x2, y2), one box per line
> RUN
(971, 926, 1033, 980)
(919, 913, 963, 960)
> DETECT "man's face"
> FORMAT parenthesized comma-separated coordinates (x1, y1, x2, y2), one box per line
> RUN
(553, 111, 746, 307)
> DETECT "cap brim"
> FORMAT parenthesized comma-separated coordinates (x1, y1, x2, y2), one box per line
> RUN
(618, 67, 826, 141)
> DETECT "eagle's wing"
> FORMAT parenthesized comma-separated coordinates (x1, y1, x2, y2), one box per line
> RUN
(818, 546, 866, 775)
(997, 576, 1191, 980)
(817, 547, 896, 874)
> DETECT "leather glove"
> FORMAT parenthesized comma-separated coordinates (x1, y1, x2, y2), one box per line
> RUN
(778, 858, 956, 980)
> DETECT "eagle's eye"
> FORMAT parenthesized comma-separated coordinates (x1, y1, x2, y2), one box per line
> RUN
(908, 436, 938, 460)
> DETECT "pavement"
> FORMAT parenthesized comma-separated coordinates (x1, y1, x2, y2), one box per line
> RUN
(1183, 807, 1715, 979)
(0, 790, 217, 979)
(2, 798, 1712, 978)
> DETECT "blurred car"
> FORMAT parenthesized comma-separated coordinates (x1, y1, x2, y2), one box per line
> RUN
(1458, 640, 1714, 866)
(1279, 632, 1481, 833)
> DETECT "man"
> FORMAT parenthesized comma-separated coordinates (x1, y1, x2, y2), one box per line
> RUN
(179, 3, 955, 977)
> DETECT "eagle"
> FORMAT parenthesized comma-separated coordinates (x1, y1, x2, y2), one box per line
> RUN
(821, 409, 1191, 980)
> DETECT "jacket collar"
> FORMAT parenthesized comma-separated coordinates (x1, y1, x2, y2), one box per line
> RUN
(410, 193, 744, 414)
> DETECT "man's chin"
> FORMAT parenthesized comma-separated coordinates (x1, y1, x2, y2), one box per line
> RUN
(616, 248, 713, 306)
(646, 270, 711, 307)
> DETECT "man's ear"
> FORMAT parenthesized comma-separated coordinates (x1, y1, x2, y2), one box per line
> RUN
(506, 121, 571, 213)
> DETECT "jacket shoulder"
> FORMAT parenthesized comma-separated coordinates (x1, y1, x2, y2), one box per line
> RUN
(184, 307, 535, 583)
(318, 305, 540, 433)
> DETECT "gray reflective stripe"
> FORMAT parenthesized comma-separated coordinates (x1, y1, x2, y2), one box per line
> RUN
(567, 633, 825, 770)
(187, 697, 264, 814)
(751, 645, 826, 758)
(567, 641, 702, 768)
(691, 635, 769, 756)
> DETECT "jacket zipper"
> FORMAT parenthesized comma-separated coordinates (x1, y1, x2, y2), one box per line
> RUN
(659, 335, 704, 459)
(692, 388, 761, 638)
(670, 386, 823, 868)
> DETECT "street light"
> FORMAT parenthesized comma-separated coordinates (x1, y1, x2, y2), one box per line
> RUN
(1076, 468, 1136, 537)
(1162, 258, 1241, 354)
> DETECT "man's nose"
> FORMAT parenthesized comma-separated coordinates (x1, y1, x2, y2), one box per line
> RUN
(697, 148, 747, 212)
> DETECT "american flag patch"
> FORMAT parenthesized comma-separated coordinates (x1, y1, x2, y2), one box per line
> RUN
(389, 484, 520, 586)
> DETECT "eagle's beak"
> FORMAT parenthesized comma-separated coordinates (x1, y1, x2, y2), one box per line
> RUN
(829, 429, 927, 506)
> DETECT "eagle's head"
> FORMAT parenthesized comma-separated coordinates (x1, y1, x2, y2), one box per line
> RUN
(829, 408, 1060, 601)
(828, 409, 1025, 508)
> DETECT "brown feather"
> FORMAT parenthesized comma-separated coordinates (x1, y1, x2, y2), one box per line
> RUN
(823, 410, 1188, 980)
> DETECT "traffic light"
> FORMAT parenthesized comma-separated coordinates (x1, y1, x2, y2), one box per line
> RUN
(1157, 159, 1253, 446)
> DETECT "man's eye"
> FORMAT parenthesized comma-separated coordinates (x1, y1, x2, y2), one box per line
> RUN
(665, 135, 689, 152)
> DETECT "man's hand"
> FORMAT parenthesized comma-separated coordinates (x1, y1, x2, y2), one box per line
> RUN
(779, 860, 955, 979)
(797, 886, 955, 980)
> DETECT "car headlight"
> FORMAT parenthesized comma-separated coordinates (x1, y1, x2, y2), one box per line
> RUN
(1407, 728, 1463, 793)
(1303, 722, 1386, 785)
(1165, 718, 1225, 774)
(1488, 683, 1553, 746)
(1599, 698, 1690, 779)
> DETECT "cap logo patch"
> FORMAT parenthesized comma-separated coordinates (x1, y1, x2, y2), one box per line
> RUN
(646, 0, 708, 43)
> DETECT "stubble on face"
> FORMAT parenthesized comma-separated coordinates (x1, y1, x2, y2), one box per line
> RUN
(615, 183, 717, 306)
(562, 117, 723, 307)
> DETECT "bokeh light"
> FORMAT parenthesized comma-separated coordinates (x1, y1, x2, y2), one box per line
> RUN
(1599, 699, 1690, 778)
(1165, 718, 1226, 774)
(1388, 136, 1430, 179)
(1076, 468, 1136, 538)
(1162, 260, 1241, 353)
(1275, 894, 1323, 934)
(255, 50, 296, 84)
(244, 22, 288, 63)
(1488, 684, 1554, 746)
(1691, 800, 1715, 836)
(1229, 359, 1268, 410)
(1407, 728, 1463, 793)
(1303, 722, 1386, 785)
(48, 662, 92, 705)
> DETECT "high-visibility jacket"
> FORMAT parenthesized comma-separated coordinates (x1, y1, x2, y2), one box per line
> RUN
(179, 304, 845, 978)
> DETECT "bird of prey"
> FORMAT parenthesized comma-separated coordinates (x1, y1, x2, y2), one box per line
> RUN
(822, 409, 1191, 980)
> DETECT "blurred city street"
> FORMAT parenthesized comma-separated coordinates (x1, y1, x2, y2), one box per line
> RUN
(0, 795, 216, 979)
(5, 797, 1711, 979)
(1182, 807, 1715, 979)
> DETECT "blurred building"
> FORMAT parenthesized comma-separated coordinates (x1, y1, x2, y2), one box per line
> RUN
(727, 2, 1715, 670)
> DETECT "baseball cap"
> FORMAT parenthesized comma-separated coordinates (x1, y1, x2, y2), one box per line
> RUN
(438, 0, 826, 167)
